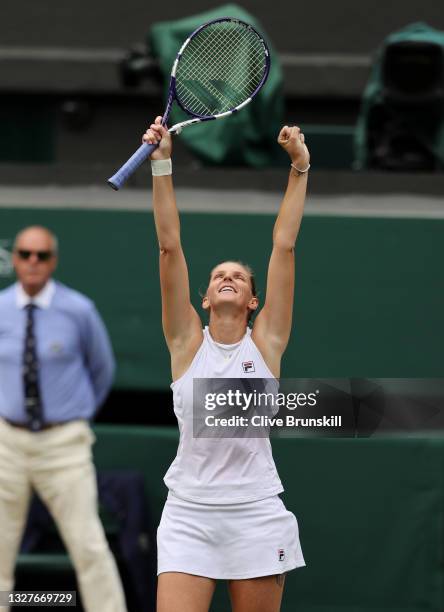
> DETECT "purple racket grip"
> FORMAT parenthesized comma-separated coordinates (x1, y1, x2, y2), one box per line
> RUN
(107, 141, 159, 190)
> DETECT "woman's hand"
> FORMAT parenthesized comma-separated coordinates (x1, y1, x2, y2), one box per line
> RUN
(277, 125, 310, 170)
(142, 116, 172, 160)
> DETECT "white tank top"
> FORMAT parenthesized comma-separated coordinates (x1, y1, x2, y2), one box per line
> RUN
(164, 326, 284, 504)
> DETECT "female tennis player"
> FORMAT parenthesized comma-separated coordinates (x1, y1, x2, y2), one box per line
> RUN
(144, 116, 310, 612)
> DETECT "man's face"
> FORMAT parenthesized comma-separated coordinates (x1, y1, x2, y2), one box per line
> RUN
(12, 228, 58, 296)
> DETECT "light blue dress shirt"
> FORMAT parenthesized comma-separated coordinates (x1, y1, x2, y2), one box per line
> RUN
(0, 280, 115, 424)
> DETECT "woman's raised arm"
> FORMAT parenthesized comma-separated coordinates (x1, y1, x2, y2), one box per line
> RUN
(252, 126, 310, 372)
(144, 117, 202, 363)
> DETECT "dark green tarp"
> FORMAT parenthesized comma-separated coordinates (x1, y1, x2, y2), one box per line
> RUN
(355, 22, 444, 169)
(149, 4, 285, 167)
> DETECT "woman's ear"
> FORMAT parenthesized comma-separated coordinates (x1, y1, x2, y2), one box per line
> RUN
(248, 296, 259, 311)
(202, 295, 210, 311)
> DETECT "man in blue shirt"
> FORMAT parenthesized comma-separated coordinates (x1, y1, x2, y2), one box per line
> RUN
(0, 225, 127, 611)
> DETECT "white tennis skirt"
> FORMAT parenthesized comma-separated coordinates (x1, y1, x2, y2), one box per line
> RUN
(157, 492, 306, 580)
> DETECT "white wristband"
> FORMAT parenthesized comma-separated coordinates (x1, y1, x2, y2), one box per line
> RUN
(151, 158, 172, 176)
(290, 162, 310, 175)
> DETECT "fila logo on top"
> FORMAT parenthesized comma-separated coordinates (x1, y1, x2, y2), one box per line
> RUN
(278, 549, 285, 561)
(242, 361, 255, 373)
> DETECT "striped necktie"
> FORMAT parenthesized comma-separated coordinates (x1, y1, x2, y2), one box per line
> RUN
(23, 303, 44, 431)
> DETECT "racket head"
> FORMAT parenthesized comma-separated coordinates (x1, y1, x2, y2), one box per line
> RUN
(171, 17, 270, 120)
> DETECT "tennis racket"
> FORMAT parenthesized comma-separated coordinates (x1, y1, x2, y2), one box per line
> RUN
(107, 17, 270, 190)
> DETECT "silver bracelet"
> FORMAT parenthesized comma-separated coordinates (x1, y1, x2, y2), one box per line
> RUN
(290, 162, 310, 176)
(151, 158, 172, 176)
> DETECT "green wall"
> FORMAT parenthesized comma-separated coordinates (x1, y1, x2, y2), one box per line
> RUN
(0, 208, 443, 388)
(92, 426, 444, 612)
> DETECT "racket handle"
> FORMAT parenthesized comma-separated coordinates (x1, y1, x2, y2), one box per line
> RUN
(107, 142, 159, 190)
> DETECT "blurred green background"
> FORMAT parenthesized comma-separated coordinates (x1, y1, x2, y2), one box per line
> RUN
(1, 208, 443, 389)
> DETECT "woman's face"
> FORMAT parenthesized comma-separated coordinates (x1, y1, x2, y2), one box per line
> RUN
(202, 261, 258, 318)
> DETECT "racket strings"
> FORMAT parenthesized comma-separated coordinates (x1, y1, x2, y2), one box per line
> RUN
(190, 31, 265, 94)
(182, 26, 264, 108)
(175, 22, 267, 116)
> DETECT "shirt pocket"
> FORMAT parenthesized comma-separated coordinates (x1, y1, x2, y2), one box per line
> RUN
(39, 320, 81, 363)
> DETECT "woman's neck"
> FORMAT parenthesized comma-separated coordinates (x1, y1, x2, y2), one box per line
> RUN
(208, 314, 247, 344)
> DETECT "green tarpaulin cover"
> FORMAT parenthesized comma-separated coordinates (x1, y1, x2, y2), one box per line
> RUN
(355, 22, 444, 169)
(149, 4, 285, 167)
